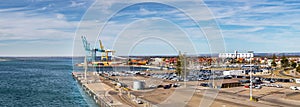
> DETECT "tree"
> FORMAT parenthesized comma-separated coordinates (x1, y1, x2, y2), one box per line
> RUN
(280, 54, 289, 68)
(176, 51, 183, 76)
(271, 54, 277, 67)
(271, 61, 277, 67)
(291, 62, 297, 68)
(296, 64, 300, 73)
(128, 58, 132, 65)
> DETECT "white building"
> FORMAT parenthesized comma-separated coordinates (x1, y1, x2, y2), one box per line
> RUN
(295, 79, 300, 84)
(219, 51, 253, 58)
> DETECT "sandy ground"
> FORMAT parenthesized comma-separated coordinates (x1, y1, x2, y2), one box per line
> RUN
(132, 88, 175, 104)
(285, 92, 300, 100)
(186, 92, 253, 107)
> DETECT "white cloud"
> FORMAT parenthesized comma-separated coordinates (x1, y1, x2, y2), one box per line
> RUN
(0, 10, 77, 43)
(0, 7, 78, 56)
(41, 6, 47, 10)
(0, 7, 25, 12)
(209, 0, 300, 26)
(70, 1, 86, 7)
(56, 13, 65, 19)
(139, 7, 157, 15)
(72, 0, 226, 55)
(3, 0, 300, 56)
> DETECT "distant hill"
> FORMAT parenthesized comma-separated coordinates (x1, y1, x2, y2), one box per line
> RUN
(124, 52, 300, 58)
(254, 52, 300, 57)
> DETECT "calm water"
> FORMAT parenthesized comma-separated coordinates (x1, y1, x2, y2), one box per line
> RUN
(0, 57, 97, 107)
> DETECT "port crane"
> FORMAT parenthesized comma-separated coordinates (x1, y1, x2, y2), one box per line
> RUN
(99, 40, 115, 61)
(81, 36, 100, 62)
(81, 36, 116, 66)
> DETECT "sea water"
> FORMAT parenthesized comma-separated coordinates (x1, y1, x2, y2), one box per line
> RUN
(0, 57, 97, 107)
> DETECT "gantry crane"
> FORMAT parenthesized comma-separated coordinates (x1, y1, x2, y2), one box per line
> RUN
(81, 36, 96, 62)
(81, 36, 105, 62)
(81, 35, 116, 66)
(99, 40, 115, 61)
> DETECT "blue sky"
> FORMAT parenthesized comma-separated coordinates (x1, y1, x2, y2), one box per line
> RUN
(1, 0, 300, 56)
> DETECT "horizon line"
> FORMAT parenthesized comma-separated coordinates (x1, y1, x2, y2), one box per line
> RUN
(1, 52, 300, 57)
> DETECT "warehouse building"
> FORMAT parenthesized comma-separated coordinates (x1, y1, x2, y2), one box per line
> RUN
(219, 51, 254, 58)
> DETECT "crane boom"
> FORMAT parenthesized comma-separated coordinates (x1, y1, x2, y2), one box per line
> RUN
(81, 36, 91, 51)
(99, 40, 104, 50)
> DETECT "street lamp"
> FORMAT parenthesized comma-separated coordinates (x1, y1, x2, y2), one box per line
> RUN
(184, 52, 187, 87)
(249, 57, 253, 101)
(84, 55, 88, 81)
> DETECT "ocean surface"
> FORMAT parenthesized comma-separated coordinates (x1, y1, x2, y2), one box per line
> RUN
(0, 57, 97, 107)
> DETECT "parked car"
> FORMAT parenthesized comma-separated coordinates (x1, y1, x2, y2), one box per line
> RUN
(254, 85, 262, 89)
(200, 83, 209, 87)
(260, 84, 266, 86)
(276, 84, 283, 88)
(163, 84, 171, 89)
(173, 83, 181, 87)
(137, 100, 143, 104)
(224, 75, 232, 79)
(290, 86, 298, 90)
(133, 99, 143, 104)
(244, 85, 250, 88)
(157, 85, 164, 88)
(198, 78, 204, 81)
(171, 77, 179, 81)
(149, 85, 157, 88)
(266, 84, 272, 87)
(270, 84, 277, 87)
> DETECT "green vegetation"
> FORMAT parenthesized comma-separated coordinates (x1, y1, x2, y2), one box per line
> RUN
(128, 58, 132, 65)
(280, 54, 289, 68)
(176, 51, 183, 76)
(291, 62, 297, 68)
(296, 64, 300, 73)
(271, 61, 277, 67)
(271, 54, 277, 67)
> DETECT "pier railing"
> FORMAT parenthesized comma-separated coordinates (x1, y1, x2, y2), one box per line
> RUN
(73, 72, 112, 107)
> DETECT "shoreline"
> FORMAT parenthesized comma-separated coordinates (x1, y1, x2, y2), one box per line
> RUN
(72, 72, 113, 107)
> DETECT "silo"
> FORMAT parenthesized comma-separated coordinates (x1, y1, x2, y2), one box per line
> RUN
(133, 81, 144, 90)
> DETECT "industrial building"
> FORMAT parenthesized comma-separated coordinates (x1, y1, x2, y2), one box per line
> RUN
(219, 51, 254, 58)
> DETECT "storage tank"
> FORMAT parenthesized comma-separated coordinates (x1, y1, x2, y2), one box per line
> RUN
(133, 81, 145, 90)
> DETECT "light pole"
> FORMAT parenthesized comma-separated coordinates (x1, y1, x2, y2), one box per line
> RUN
(184, 52, 187, 87)
(84, 55, 88, 84)
(249, 57, 253, 101)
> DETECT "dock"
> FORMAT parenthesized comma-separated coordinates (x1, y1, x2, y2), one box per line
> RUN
(72, 72, 152, 107)
(72, 72, 125, 107)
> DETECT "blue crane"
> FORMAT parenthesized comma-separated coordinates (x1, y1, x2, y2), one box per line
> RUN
(81, 36, 115, 64)
(81, 36, 101, 62)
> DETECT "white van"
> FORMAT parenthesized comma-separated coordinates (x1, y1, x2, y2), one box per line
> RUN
(290, 86, 298, 90)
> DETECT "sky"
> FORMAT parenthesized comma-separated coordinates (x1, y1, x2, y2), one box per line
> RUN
(1, 0, 300, 56)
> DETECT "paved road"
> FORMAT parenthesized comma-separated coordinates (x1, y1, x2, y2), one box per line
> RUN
(279, 70, 294, 77)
